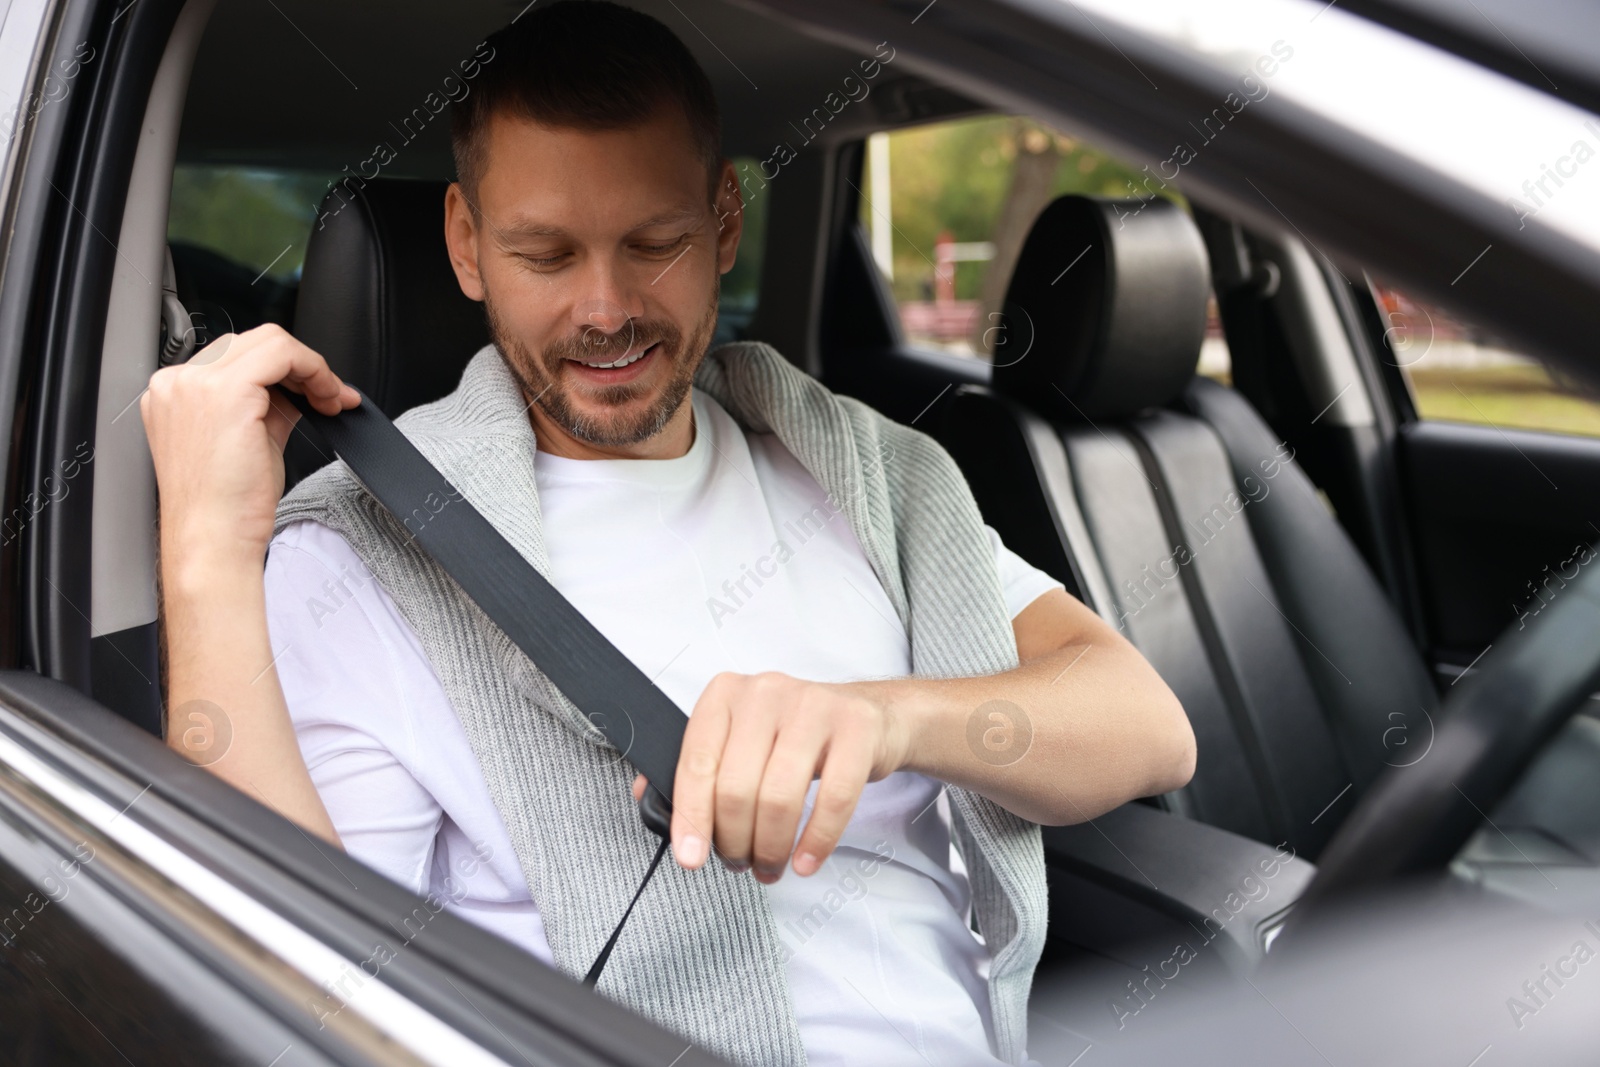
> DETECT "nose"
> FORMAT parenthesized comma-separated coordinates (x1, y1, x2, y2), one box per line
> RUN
(570, 256, 645, 347)
(573, 299, 642, 357)
(574, 297, 634, 338)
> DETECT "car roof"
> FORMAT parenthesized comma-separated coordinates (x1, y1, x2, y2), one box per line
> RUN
(177, 0, 978, 174)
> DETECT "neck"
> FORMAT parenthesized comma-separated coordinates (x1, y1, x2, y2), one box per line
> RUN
(528, 395, 696, 460)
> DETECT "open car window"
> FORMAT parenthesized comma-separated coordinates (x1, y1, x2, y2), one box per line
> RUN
(856, 115, 1233, 380)
(1374, 278, 1600, 438)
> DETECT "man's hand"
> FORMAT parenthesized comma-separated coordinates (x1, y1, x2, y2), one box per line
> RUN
(142, 323, 360, 574)
(142, 323, 358, 846)
(644, 672, 910, 883)
(641, 589, 1195, 884)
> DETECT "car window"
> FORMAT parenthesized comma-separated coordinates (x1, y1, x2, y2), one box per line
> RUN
(1200, 293, 1231, 384)
(1373, 279, 1600, 438)
(168, 165, 331, 284)
(166, 165, 332, 340)
(857, 115, 1229, 375)
(717, 155, 769, 342)
(169, 160, 768, 344)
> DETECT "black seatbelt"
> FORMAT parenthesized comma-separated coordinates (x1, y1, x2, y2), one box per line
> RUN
(279, 387, 682, 985)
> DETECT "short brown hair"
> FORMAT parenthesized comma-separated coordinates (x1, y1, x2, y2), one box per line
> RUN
(450, 1, 722, 205)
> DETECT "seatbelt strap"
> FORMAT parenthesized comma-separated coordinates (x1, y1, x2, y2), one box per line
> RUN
(279, 386, 681, 983)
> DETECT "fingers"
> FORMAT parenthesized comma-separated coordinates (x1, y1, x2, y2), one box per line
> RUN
(791, 729, 873, 877)
(711, 690, 780, 872)
(749, 709, 827, 883)
(670, 674, 883, 882)
(671, 681, 732, 871)
(187, 324, 359, 416)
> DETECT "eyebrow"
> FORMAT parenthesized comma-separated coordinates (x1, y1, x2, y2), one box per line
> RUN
(496, 206, 704, 242)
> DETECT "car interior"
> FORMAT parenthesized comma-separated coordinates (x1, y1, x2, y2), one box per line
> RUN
(7, 0, 1600, 1061)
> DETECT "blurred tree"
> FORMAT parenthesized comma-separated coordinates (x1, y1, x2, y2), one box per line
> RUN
(861, 115, 1177, 356)
(974, 120, 1062, 352)
(167, 166, 330, 280)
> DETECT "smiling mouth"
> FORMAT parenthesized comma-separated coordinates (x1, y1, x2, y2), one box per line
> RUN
(568, 341, 659, 369)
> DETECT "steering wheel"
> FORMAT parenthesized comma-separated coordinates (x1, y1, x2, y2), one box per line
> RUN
(1287, 546, 1600, 921)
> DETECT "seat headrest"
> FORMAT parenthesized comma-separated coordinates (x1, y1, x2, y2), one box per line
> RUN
(293, 178, 489, 418)
(992, 195, 1210, 422)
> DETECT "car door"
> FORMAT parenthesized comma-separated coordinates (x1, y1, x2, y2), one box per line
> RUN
(1370, 282, 1600, 682)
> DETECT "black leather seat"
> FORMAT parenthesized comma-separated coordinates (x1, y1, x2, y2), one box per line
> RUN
(295, 178, 489, 413)
(285, 178, 489, 485)
(940, 195, 1439, 860)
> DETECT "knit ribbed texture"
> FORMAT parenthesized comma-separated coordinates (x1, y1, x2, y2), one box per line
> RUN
(275, 341, 1047, 1065)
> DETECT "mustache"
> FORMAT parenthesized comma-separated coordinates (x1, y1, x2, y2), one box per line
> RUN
(542, 318, 682, 366)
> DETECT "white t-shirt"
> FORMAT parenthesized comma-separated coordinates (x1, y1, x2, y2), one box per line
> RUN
(264, 387, 1061, 1066)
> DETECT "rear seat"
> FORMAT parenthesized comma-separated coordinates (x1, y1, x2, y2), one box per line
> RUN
(940, 195, 1438, 860)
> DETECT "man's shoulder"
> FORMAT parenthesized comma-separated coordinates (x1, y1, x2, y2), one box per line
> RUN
(276, 344, 530, 528)
(276, 455, 363, 527)
(697, 339, 967, 492)
(697, 340, 937, 441)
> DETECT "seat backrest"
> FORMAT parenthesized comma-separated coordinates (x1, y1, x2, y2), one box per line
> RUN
(941, 195, 1438, 859)
(285, 178, 490, 485)
(294, 178, 490, 416)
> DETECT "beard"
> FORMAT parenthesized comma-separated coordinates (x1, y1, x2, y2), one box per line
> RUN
(484, 282, 720, 449)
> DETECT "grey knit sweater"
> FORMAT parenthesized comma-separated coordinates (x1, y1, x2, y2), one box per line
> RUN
(275, 341, 1046, 1065)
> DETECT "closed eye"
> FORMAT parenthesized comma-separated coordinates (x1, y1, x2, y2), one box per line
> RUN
(517, 252, 570, 271)
(637, 235, 689, 256)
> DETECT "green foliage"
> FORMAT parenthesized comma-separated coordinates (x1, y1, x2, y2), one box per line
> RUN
(169, 161, 770, 320)
(167, 166, 332, 279)
(1410, 363, 1600, 438)
(722, 156, 769, 322)
(860, 116, 1177, 303)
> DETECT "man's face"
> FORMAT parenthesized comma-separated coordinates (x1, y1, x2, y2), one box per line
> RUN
(444, 106, 742, 458)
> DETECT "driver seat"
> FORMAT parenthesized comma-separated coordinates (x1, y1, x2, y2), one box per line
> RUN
(284, 178, 490, 488)
(940, 196, 1439, 860)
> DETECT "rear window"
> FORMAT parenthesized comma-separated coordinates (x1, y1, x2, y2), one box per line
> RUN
(167, 165, 331, 339)
(716, 154, 769, 342)
(168, 162, 768, 344)
(168, 165, 330, 284)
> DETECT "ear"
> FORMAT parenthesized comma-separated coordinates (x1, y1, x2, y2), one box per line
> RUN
(444, 183, 486, 302)
(713, 159, 743, 276)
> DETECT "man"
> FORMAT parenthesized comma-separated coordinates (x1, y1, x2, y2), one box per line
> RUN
(142, 3, 1194, 1064)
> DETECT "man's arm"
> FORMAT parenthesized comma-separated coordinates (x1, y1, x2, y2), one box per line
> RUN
(145, 324, 361, 846)
(873, 587, 1194, 824)
(664, 587, 1194, 883)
